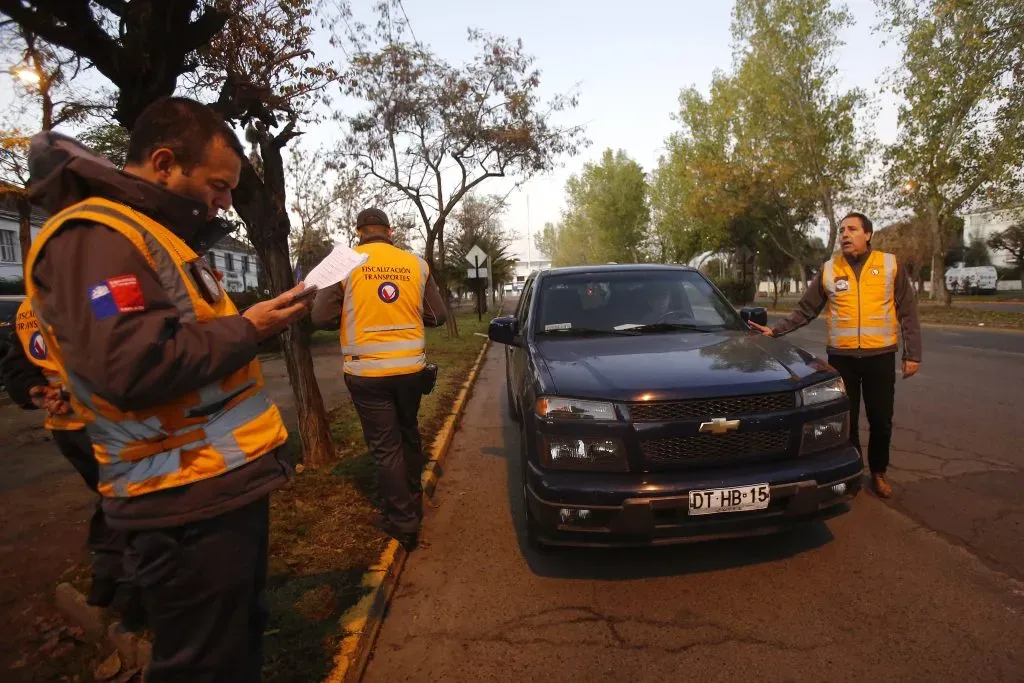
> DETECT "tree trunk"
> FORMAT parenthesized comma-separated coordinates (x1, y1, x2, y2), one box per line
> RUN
(822, 189, 840, 256)
(233, 157, 333, 468)
(927, 203, 951, 306)
(17, 194, 32, 266)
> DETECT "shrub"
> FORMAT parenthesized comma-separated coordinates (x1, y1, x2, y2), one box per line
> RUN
(710, 276, 756, 306)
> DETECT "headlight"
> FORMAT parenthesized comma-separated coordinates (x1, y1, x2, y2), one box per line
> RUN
(540, 436, 627, 471)
(535, 397, 617, 421)
(801, 377, 846, 407)
(800, 413, 849, 455)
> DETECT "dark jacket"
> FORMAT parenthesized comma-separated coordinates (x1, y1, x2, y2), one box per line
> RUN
(26, 131, 290, 530)
(0, 327, 46, 410)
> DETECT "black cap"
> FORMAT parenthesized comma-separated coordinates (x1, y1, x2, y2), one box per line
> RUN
(356, 207, 390, 229)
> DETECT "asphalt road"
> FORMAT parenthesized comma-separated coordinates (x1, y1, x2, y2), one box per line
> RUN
(363, 324, 1024, 682)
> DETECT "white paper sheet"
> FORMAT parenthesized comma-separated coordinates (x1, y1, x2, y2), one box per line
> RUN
(302, 243, 369, 291)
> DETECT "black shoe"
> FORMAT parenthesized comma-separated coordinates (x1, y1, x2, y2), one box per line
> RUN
(110, 582, 147, 633)
(86, 577, 118, 607)
(371, 516, 419, 552)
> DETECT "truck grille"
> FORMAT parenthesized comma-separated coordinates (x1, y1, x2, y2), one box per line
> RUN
(627, 392, 796, 422)
(642, 429, 793, 469)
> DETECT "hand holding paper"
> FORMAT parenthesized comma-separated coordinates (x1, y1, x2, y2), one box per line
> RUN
(303, 243, 369, 291)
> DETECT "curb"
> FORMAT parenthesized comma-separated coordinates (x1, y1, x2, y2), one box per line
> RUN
(323, 337, 492, 683)
(765, 311, 1024, 334)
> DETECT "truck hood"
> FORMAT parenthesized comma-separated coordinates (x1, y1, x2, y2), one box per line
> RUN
(533, 331, 833, 402)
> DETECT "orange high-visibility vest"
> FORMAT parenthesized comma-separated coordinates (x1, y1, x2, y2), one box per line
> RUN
(24, 197, 288, 498)
(13, 298, 86, 431)
(822, 250, 899, 351)
(340, 241, 428, 377)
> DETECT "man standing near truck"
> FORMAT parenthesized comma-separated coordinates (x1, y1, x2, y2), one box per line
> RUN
(748, 211, 922, 498)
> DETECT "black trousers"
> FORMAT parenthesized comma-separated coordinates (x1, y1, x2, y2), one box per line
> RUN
(124, 496, 270, 683)
(344, 371, 426, 534)
(50, 428, 127, 582)
(828, 352, 897, 474)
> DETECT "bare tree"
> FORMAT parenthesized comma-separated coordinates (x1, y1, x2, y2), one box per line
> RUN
(340, 0, 586, 333)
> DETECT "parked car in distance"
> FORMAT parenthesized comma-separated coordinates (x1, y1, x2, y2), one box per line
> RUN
(489, 264, 862, 549)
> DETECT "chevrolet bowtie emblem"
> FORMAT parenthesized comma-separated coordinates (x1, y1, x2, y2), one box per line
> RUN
(699, 417, 740, 435)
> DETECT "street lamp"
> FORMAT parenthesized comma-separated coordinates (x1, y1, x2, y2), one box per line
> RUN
(12, 63, 40, 84)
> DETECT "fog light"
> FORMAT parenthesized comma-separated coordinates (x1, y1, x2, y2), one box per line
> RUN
(558, 508, 593, 524)
(831, 483, 847, 496)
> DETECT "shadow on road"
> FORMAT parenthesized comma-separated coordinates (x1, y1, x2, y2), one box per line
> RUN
(483, 383, 840, 581)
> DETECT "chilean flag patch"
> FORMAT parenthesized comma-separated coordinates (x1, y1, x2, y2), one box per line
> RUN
(90, 275, 146, 320)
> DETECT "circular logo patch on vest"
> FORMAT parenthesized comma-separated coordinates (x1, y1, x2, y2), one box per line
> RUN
(28, 331, 47, 361)
(378, 282, 400, 304)
(871, 268, 880, 276)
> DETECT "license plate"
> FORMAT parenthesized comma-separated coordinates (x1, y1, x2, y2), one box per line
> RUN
(688, 484, 771, 515)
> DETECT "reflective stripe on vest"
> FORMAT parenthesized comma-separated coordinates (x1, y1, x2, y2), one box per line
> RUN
(13, 298, 86, 431)
(340, 242, 428, 377)
(23, 197, 288, 498)
(822, 250, 898, 351)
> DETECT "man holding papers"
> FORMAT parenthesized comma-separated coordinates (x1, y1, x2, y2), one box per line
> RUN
(312, 208, 446, 550)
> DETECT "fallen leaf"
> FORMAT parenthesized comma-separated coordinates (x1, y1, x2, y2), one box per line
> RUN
(113, 667, 141, 683)
(295, 463, 305, 473)
(50, 641, 76, 659)
(94, 651, 122, 681)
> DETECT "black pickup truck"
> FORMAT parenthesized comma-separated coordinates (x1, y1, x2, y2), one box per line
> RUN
(489, 264, 862, 548)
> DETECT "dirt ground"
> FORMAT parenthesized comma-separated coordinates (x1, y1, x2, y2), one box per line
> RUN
(0, 342, 348, 680)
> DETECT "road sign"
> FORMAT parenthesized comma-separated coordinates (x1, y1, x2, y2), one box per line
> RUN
(465, 244, 488, 267)
(466, 267, 488, 279)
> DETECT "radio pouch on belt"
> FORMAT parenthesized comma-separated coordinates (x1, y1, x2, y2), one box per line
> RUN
(420, 363, 438, 395)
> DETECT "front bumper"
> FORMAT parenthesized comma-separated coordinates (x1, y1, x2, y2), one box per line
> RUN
(525, 444, 863, 547)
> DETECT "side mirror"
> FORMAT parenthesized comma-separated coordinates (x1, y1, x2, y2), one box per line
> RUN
(488, 315, 521, 346)
(740, 306, 768, 327)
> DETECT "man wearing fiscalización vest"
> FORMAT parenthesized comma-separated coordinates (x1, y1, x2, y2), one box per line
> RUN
(23, 97, 312, 682)
(748, 212, 922, 500)
(311, 208, 447, 551)
(1, 299, 133, 620)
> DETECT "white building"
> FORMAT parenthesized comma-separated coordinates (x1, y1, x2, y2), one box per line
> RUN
(961, 207, 1022, 268)
(205, 236, 261, 293)
(507, 234, 551, 289)
(0, 198, 44, 283)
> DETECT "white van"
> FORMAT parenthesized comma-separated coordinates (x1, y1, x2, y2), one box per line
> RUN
(945, 264, 998, 294)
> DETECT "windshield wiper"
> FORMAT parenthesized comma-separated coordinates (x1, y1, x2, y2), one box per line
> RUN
(539, 326, 640, 336)
(618, 322, 719, 333)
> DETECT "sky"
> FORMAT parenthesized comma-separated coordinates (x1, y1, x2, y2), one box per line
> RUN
(355, 0, 907, 263)
(1, 0, 907, 263)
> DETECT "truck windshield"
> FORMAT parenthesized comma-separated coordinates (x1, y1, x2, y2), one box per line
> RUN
(534, 270, 745, 335)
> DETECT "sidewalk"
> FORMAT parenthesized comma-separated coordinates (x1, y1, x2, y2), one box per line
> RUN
(260, 340, 349, 431)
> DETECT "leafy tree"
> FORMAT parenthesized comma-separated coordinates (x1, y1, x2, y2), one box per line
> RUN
(443, 193, 514, 312)
(543, 148, 649, 266)
(962, 233, 992, 267)
(339, 0, 586, 332)
(872, 219, 936, 292)
(878, 0, 1024, 305)
(987, 224, 1024, 290)
(79, 122, 131, 167)
(732, 0, 869, 256)
(286, 145, 362, 278)
(0, 0, 340, 466)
